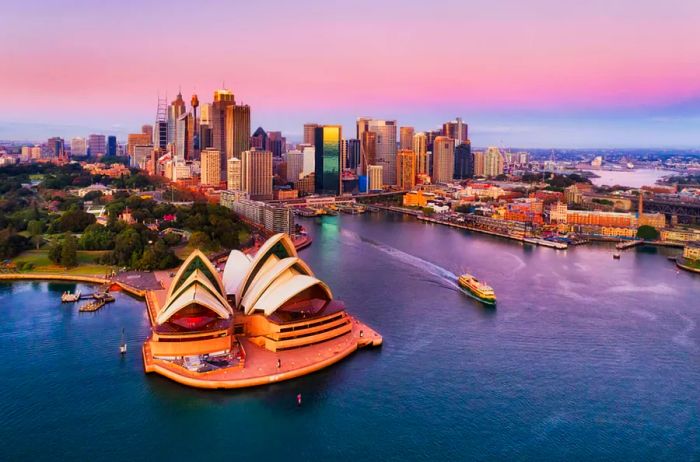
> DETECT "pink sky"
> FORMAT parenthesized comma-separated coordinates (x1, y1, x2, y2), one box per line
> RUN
(1, 0, 699, 146)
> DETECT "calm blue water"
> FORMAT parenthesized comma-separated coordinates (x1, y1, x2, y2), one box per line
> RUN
(1, 213, 699, 461)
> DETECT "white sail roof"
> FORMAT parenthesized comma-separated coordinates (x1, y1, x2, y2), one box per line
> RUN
(240, 257, 313, 313)
(222, 250, 252, 299)
(234, 233, 298, 301)
(156, 284, 231, 325)
(249, 274, 333, 316)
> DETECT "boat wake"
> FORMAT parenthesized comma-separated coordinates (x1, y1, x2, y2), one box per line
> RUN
(339, 229, 459, 289)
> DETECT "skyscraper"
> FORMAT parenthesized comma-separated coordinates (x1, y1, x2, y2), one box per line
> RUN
(484, 147, 504, 177)
(250, 127, 268, 150)
(47, 137, 65, 159)
(107, 136, 117, 156)
(443, 117, 468, 143)
(225, 103, 251, 161)
(342, 138, 361, 171)
(267, 131, 286, 158)
(454, 141, 474, 179)
(242, 149, 273, 201)
(167, 92, 186, 145)
(368, 119, 397, 185)
(200, 148, 221, 186)
(413, 132, 428, 176)
(285, 150, 305, 183)
(314, 125, 342, 196)
(176, 112, 194, 162)
(432, 136, 455, 183)
(400, 126, 415, 151)
(211, 89, 235, 167)
(88, 134, 106, 157)
(303, 123, 319, 146)
(154, 120, 168, 150)
(360, 130, 376, 173)
(396, 149, 417, 190)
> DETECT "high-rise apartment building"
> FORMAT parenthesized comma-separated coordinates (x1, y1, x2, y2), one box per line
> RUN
(70, 137, 87, 156)
(400, 126, 415, 151)
(454, 141, 474, 179)
(303, 123, 319, 146)
(396, 149, 417, 190)
(367, 165, 383, 191)
(227, 157, 242, 191)
(20, 146, 31, 162)
(132, 145, 153, 169)
(285, 150, 305, 183)
(88, 134, 106, 157)
(432, 136, 455, 183)
(473, 151, 485, 177)
(128, 131, 152, 157)
(200, 148, 221, 186)
(413, 132, 428, 176)
(242, 149, 273, 201)
(313, 125, 342, 196)
(368, 119, 397, 185)
(484, 147, 504, 177)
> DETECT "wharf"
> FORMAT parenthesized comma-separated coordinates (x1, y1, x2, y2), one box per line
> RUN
(523, 238, 568, 250)
(616, 240, 644, 250)
(417, 215, 524, 242)
(78, 294, 115, 312)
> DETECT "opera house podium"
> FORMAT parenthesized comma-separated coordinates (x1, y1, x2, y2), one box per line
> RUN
(143, 233, 381, 389)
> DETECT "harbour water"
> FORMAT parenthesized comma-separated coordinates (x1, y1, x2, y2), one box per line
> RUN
(585, 168, 671, 188)
(1, 213, 698, 460)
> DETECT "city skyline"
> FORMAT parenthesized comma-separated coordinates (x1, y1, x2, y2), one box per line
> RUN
(1, 0, 700, 147)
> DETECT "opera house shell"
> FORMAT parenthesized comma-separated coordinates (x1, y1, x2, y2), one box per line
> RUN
(143, 233, 381, 388)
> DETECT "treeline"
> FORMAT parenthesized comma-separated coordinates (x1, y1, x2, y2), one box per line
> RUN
(0, 163, 250, 269)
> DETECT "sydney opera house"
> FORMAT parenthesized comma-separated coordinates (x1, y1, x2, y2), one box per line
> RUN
(142, 233, 381, 388)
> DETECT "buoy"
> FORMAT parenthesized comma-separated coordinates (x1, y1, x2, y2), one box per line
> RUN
(297, 393, 302, 406)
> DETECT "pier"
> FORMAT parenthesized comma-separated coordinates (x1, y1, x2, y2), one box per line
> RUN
(78, 294, 115, 312)
(616, 240, 644, 250)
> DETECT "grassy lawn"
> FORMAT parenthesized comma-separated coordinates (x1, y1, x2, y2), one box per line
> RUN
(11, 250, 112, 276)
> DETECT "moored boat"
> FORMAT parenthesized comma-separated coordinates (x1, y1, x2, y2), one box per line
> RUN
(458, 273, 496, 306)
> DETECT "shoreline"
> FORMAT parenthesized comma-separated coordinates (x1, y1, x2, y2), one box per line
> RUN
(0, 273, 147, 298)
(373, 206, 688, 250)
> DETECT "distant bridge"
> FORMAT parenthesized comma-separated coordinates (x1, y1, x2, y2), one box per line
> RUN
(635, 197, 700, 224)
